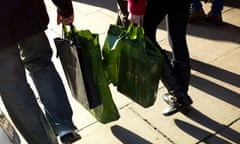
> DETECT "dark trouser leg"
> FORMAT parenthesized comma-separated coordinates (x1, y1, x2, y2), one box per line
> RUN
(161, 51, 192, 104)
(116, 0, 129, 27)
(143, 0, 192, 116)
(173, 61, 191, 93)
(0, 44, 58, 144)
(163, 0, 193, 115)
(161, 56, 192, 116)
(19, 32, 77, 135)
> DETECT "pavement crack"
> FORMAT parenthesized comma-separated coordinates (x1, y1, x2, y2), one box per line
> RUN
(130, 107, 176, 144)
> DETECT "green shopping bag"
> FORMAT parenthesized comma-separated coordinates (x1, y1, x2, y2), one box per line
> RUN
(102, 24, 127, 85)
(55, 25, 120, 123)
(104, 23, 163, 108)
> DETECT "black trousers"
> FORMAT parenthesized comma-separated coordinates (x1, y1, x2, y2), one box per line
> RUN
(143, 0, 191, 62)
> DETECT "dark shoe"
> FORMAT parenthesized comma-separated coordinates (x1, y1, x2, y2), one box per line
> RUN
(60, 131, 81, 144)
(205, 12, 223, 25)
(189, 8, 205, 23)
(160, 51, 192, 116)
(162, 92, 193, 116)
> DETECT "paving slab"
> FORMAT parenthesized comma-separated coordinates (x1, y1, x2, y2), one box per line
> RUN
(73, 107, 171, 144)
(212, 47, 240, 75)
(130, 83, 240, 144)
(199, 119, 240, 144)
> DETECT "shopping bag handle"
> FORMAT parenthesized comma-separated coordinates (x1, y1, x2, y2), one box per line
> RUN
(126, 22, 145, 40)
(62, 24, 76, 39)
(62, 24, 70, 39)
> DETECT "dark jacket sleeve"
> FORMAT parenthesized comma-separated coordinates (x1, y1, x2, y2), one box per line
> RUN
(52, 0, 73, 17)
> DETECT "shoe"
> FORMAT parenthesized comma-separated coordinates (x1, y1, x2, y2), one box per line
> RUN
(189, 8, 205, 23)
(162, 92, 193, 116)
(60, 131, 81, 144)
(205, 12, 223, 25)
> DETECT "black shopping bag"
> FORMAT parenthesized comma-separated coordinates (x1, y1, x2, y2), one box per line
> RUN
(54, 34, 101, 109)
(55, 25, 120, 123)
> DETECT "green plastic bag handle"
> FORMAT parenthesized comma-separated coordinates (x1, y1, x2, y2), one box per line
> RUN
(126, 22, 145, 40)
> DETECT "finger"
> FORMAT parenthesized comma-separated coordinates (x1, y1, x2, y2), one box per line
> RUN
(62, 18, 72, 25)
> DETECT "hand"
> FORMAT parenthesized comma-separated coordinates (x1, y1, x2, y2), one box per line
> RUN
(57, 14, 74, 25)
(128, 13, 142, 25)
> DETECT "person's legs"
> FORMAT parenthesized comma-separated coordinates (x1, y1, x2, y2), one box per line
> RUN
(19, 32, 80, 142)
(191, 0, 203, 11)
(143, 0, 166, 44)
(143, 0, 192, 116)
(0, 44, 58, 144)
(189, 0, 205, 23)
(211, 0, 224, 16)
(161, 0, 193, 115)
(167, 0, 191, 63)
(116, 0, 129, 27)
(205, 0, 223, 25)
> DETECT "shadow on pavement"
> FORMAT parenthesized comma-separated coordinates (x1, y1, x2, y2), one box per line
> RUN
(73, 0, 240, 43)
(191, 59, 240, 88)
(221, 0, 240, 9)
(175, 107, 240, 143)
(111, 125, 152, 144)
(175, 119, 232, 144)
(190, 58, 240, 108)
(187, 22, 240, 43)
(201, 0, 240, 9)
(73, 0, 240, 13)
(190, 74, 240, 107)
(73, 0, 117, 12)
(158, 19, 240, 44)
(164, 50, 240, 108)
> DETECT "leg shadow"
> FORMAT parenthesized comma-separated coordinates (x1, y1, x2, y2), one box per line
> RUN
(175, 119, 232, 144)
(180, 107, 240, 143)
(158, 17, 240, 44)
(191, 74, 240, 108)
(191, 59, 240, 88)
(111, 125, 153, 144)
(73, 0, 118, 12)
(165, 51, 240, 108)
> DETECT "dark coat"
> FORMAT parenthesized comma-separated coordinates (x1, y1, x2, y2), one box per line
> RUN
(0, 0, 73, 49)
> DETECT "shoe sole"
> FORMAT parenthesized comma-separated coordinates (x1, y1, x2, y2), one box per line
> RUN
(162, 105, 191, 116)
(61, 132, 81, 144)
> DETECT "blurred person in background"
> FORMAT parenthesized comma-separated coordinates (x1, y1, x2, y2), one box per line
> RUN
(189, 0, 224, 25)
(116, 0, 130, 27)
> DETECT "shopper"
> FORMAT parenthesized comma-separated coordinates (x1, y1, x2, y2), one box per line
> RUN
(127, 0, 193, 116)
(0, 0, 80, 143)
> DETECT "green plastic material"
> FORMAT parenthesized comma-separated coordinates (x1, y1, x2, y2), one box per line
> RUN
(102, 23, 163, 108)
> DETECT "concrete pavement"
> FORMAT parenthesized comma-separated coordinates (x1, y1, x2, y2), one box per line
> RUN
(1, 0, 240, 143)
